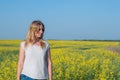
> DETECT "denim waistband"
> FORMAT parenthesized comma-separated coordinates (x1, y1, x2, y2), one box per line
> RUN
(20, 74, 47, 80)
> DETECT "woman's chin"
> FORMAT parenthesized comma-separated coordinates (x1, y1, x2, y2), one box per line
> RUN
(37, 36, 42, 39)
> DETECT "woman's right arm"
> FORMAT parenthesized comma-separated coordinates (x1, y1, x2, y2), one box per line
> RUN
(17, 43, 25, 80)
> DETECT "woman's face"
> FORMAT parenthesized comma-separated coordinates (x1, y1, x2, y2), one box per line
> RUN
(35, 26, 44, 38)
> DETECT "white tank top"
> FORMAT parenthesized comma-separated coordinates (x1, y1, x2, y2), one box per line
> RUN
(20, 41, 50, 79)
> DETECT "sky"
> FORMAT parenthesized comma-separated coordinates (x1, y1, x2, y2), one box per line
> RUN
(0, 0, 120, 40)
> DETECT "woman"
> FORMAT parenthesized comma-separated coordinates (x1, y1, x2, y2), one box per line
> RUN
(17, 20, 52, 80)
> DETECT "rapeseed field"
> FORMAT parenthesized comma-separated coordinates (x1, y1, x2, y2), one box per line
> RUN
(0, 40, 120, 80)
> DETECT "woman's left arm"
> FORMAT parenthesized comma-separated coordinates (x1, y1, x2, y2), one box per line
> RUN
(47, 47, 52, 80)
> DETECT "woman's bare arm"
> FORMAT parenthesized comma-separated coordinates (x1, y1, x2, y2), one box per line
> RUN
(17, 45, 25, 80)
(47, 48, 52, 80)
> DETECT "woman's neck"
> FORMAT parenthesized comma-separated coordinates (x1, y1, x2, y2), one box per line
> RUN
(36, 37, 42, 41)
(34, 38, 42, 45)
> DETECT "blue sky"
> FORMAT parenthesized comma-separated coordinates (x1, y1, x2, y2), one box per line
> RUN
(0, 0, 120, 40)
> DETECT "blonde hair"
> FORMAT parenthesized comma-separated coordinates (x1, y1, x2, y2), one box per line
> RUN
(24, 20, 45, 49)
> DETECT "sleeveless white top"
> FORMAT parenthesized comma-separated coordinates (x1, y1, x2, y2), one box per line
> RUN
(20, 41, 50, 79)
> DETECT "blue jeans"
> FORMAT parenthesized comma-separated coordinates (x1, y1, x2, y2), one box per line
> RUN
(20, 74, 47, 80)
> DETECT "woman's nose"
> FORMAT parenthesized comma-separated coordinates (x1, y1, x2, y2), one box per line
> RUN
(40, 30, 43, 34)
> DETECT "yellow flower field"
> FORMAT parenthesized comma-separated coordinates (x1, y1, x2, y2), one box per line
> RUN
(0, 40, 120, 80)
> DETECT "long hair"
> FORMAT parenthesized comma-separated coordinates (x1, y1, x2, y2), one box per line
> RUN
(24, 20, 45, 49)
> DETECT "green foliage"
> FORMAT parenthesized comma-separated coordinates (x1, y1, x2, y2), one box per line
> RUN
(0, 40, 120, 80)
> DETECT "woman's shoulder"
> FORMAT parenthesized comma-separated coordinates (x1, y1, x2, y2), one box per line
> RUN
(20, 40, 26, 44)
(43, 40, 50, 50)
(20, 40, 26, 50)
(20, 40, 26, 47)
(43, 40, 50, 47)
